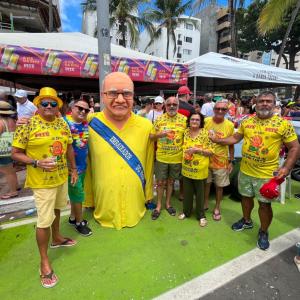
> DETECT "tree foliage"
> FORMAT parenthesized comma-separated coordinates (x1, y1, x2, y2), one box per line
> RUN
(236, 0, 300, 70)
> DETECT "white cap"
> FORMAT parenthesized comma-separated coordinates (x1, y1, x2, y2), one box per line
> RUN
(14, 89, 27, 98)
(154, 96, 164, 104)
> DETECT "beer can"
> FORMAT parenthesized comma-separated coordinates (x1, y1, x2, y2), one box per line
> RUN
(46, 52, 57, 68)
(7, 54, 19, 70)
(150, 67, 157, 80)
(83, 56, 93, 72)
(123, 65, 130, 74)
(118, 60, 126, 72)
(51, 58, 62, 73)
(1, 47, 14, 65)
(89, 62, 98, 76)
(146, 63, 155, 77)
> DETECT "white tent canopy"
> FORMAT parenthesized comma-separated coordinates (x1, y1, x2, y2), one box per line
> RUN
(0, 32, 173, 63)
(187, 52, 300, 91)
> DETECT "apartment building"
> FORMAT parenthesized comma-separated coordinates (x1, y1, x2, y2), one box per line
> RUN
(82, 9, 133, 48)
(0, 0, 61, 33)
(138, 15, 201, 63)
(216, 7, 232, 55)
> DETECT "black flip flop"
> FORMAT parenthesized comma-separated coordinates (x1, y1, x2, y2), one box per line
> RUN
(151, 209, 160, 220)
(166, 206, 176, 216)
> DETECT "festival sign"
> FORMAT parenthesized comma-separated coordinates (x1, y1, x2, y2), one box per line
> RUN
(0, 44, 188, 84)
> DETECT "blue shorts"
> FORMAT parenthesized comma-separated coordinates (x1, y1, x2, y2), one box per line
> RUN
(0, 157, 13, 166)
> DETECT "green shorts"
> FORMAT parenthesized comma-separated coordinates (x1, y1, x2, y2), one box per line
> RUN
(238, 171, 277, 204)
(68, 172, 85, 203)
(155, 161, 182, 180)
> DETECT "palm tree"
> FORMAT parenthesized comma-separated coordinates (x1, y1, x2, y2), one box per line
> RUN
(81, 0, 153, 48)
(194, 0, 247, 57)
(143, 0, 194, 60)
(258, 0, 300, 67)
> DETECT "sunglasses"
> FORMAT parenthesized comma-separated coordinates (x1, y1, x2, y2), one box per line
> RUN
(40, 101, 58, 108)
(166, 103, 178, 107)
(75, 105, 90, 114)
(214, 107, 227, 112)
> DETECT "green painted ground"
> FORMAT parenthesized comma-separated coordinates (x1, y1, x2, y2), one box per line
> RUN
(1, 185, 300, 300)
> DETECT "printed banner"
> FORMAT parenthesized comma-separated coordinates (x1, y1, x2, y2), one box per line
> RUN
(0, 44, 188, 84)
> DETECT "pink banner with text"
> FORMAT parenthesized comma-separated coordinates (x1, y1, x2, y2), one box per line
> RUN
(0, 44, 188, 84)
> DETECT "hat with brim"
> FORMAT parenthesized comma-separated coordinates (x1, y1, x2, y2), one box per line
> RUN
(0, 101, 16, 115)
(33, 87, 63, 108)
(287, 101, 295, 107)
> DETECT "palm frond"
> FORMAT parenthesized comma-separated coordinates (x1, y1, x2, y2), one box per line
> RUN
(258, 0, 297, 35)
(144, 27, 162, 51)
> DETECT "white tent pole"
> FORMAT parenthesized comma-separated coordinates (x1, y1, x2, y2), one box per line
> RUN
(193, 76, 197, 105)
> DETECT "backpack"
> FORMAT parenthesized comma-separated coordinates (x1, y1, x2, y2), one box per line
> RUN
(0, 119, 14, 157)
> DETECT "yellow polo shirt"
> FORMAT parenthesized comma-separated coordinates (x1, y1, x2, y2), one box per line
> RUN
(12, 114, 73, 188)
(154, 113, 187, 163)
(238, 115, 297, 178)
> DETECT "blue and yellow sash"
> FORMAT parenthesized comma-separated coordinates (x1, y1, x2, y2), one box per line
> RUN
(89, 118, 145, 188)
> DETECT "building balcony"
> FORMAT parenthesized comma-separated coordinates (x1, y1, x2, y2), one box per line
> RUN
(217, 8, 229, 20)
(216, 21, 231, 32)
(219, 34, 231, 44)
(219, 47, 232, 54)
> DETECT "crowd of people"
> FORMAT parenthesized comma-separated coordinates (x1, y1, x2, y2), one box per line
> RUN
(0, 71, 299, 288)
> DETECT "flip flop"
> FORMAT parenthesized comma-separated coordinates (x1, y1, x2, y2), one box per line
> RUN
(151, 209, 160, 220)
(50, 238, 77, 249)
(212, 210, 221, 221)
(166, 206, 176, 216)
(1, 193, 18, 200)
(40, 270, 58, 288)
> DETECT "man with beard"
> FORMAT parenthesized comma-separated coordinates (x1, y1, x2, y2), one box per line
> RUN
(150, 97, 187, 220)
(210, 91, 299, 250)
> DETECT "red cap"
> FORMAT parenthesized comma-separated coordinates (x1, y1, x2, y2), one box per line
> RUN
(178, 86, 192, 95)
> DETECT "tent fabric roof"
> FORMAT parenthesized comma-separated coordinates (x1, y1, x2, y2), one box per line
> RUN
(187, 52, 300, 91)
(0, 32, 173, 63)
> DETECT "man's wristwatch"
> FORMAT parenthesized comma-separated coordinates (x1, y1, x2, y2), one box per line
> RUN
(31, 160, 38, 168)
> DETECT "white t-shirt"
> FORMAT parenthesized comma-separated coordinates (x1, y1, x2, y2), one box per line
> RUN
(17, 100, 37, 118)
(146, 110, 163, 123)
(201, 102, 214, 117)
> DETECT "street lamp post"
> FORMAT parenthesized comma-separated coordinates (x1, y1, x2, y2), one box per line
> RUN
(96, 0, 111, 107)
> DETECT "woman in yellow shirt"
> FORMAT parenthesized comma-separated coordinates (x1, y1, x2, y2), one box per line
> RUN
(179, 113, 215, 227)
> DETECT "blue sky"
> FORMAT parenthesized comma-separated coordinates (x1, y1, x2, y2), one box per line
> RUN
(60, 0, 249, 32)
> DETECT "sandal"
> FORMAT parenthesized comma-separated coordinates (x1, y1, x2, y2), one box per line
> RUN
(40, 270, 58, 288)
(199, 218, 208, 227)
(166, 206, 176, 216)
(50, 238, 77, 249)
(1, 192, 18, 200)
(212, 210, 221, 221)
(151, 209, 160, 220)
(178, 213, 186, 220)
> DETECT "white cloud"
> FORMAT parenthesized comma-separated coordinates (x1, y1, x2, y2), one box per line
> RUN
(59, 0, 83, 32)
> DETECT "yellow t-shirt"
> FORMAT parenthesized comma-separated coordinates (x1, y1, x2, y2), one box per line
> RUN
(84, 112, 154, 230)
(237, 115, 297, 178)
(204, 117, 234, 169)
(182, 128, 215, 179)
(12, 115, 73, 188)
(154, 113, 187, 163)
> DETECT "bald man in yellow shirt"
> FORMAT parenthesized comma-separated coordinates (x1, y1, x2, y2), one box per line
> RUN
(84, 72, 154, 230)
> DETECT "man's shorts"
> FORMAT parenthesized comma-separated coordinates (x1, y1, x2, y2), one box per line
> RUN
(238, 171, 276, 204)
(207, 168, 230, 187)
(32, 181, 68, 228)
(0, 157, 13, 166)
(68, 172, 85, 203)
(155, 161, 182, 180)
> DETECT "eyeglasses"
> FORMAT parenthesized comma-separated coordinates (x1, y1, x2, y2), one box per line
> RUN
(40, 101, 58, 108)
(166, 103, 178, 107)
(104, 90, 134, 100)
(214, 107, 227, 112)
(75, 105, 90, 114)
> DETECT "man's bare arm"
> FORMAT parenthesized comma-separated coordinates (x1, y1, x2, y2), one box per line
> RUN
(277, 139, 300, 179)
(210, 132, 243, 145)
